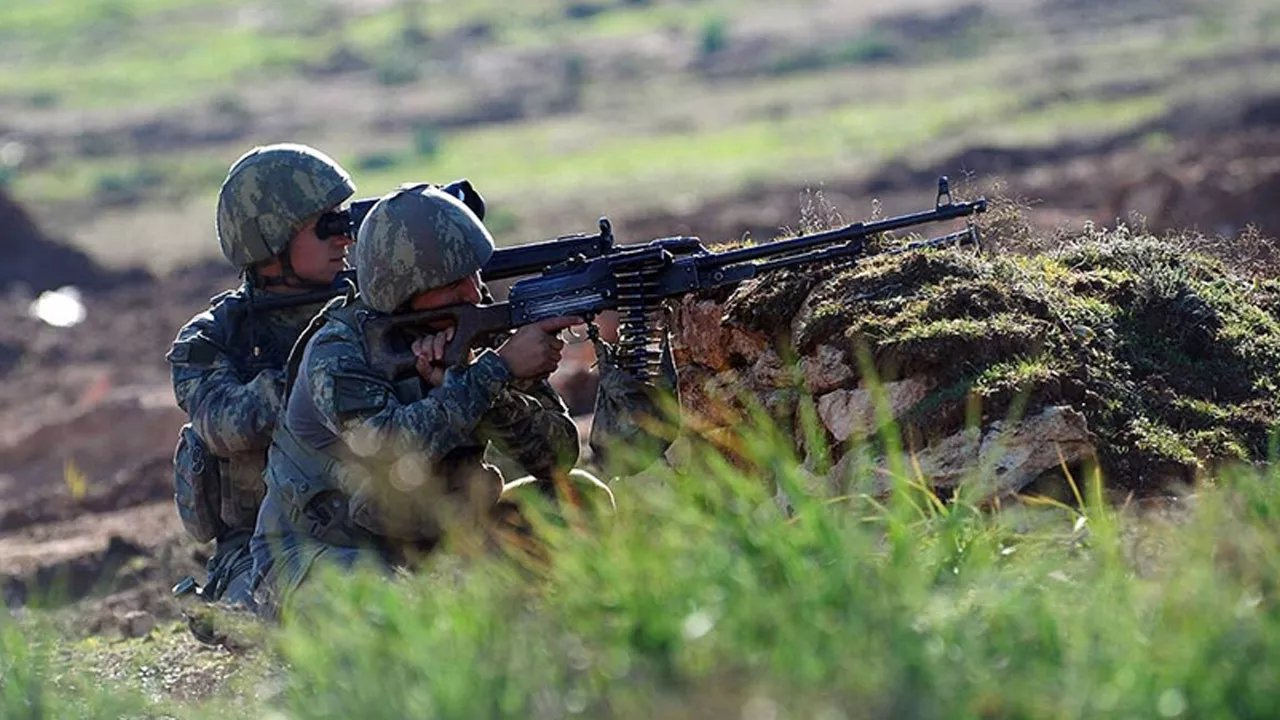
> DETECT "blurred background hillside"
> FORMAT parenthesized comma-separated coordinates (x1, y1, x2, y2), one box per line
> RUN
(2, 0, 1278, 275)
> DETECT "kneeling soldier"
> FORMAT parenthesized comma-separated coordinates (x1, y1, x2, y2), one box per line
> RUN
(168, 143, 356, 610)
(251, 184, 581, 612)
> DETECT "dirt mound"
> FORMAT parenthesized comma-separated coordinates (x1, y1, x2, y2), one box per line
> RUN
(0, 188, 147, 293)
(673, 214, 1280, 495)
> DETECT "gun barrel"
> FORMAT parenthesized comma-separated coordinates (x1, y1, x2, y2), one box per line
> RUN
(700, 198, 985, 269)
(750, 227, 977, 275)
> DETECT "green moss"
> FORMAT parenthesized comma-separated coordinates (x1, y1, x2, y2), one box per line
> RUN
(1130, 418, 1200, 468)
(728, 220, 1280, 491)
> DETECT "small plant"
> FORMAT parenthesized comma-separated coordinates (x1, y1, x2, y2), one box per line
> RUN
(698, 16, 729, 60)
(93, 165, 165, 205)
(410, 122, 442, 159)
(353, 151, 400, 172)
(374, 56, 420, 86)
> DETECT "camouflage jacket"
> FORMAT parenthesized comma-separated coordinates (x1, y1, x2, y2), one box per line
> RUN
(264, 297, 579, 544)
(168, 283, 327, 532)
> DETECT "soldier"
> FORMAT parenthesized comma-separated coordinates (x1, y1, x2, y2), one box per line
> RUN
(250, 184, 583, 613)
(167, 143, 357, 610)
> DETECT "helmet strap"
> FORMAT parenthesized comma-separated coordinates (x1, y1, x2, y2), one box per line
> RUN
(247, 248, 332, 292)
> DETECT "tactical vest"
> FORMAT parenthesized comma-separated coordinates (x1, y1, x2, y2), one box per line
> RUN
(170, 286, 318, 541)
(266, 296, 502, 552)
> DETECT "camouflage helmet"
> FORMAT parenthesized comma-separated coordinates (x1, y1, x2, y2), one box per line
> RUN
(215, 143, 355, 267)
(355, 184, 495, 313)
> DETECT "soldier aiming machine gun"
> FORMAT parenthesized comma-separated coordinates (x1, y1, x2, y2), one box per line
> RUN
(365, 178, 987, 382)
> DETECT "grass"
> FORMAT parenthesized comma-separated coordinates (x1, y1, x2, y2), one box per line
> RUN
(763, 222, 1280, 486)
(6, 406, 1280, 718)
(985, 93, 1170, 145)
(0, 619, 152, 718)
(0, 47, 1178, 218)
(13, 150, 230, 205)
(351, 86, 1000, 205)
(0, 27, 316, 108)
(0, 0, 776, 109)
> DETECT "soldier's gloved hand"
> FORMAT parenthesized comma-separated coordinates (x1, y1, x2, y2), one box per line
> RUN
(412, 327, 454, 387)
(497, 316, 581, 380)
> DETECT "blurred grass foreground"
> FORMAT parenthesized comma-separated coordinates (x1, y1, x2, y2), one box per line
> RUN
(6, 413, 1280, 718)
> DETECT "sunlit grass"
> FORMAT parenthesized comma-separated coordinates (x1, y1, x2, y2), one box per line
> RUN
(347, 84, 1011, 214)
(986, 93, 1171, 145)
(12, 150, 229, 204)
(0, 25, 316, 107)
(262, 411, 1280, 719)
(0, 0, 774, 108)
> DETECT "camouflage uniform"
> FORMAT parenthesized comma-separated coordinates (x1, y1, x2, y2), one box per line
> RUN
(168, 143, 354, 607)
(251, 186, 579, 611)
(168, 291, 331, 603)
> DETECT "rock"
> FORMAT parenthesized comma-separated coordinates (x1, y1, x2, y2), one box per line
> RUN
(748, 348, 790, 389)
(726, 325, 769, 365)
(673, 297, 734, 370)
(679, 367, 747, 426)
(800, 344, 854, 394)
(671, 295, 769, 371)
(815, 378, 933, 442)
(663, 426, 743, 468)
(772, 465, 830, 516)
(122, 610, 155, 638)
(965, 405, 1094, 495)
(828, 405, 1096, 500)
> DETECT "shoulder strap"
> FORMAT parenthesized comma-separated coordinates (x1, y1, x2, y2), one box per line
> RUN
(282, 291, 366, 400)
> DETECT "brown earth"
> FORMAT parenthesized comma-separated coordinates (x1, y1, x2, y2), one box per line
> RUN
(1, 99, 1277, 633)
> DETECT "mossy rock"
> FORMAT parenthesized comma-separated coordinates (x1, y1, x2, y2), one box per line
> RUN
(720, 221, 1280, 491)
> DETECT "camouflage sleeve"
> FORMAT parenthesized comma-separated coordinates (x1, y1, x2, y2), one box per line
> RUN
(477, 380, 580, 479)
(305, 326, 512, 464)
(168, 314, 284, 456)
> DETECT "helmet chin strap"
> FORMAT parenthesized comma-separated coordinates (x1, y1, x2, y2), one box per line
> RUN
(248, 249, 334, 292)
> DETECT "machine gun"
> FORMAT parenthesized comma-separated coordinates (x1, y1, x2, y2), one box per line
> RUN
(364, 178, 987, 381)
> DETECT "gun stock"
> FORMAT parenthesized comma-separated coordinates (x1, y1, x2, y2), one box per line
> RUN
(364, 303, 515, 379)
